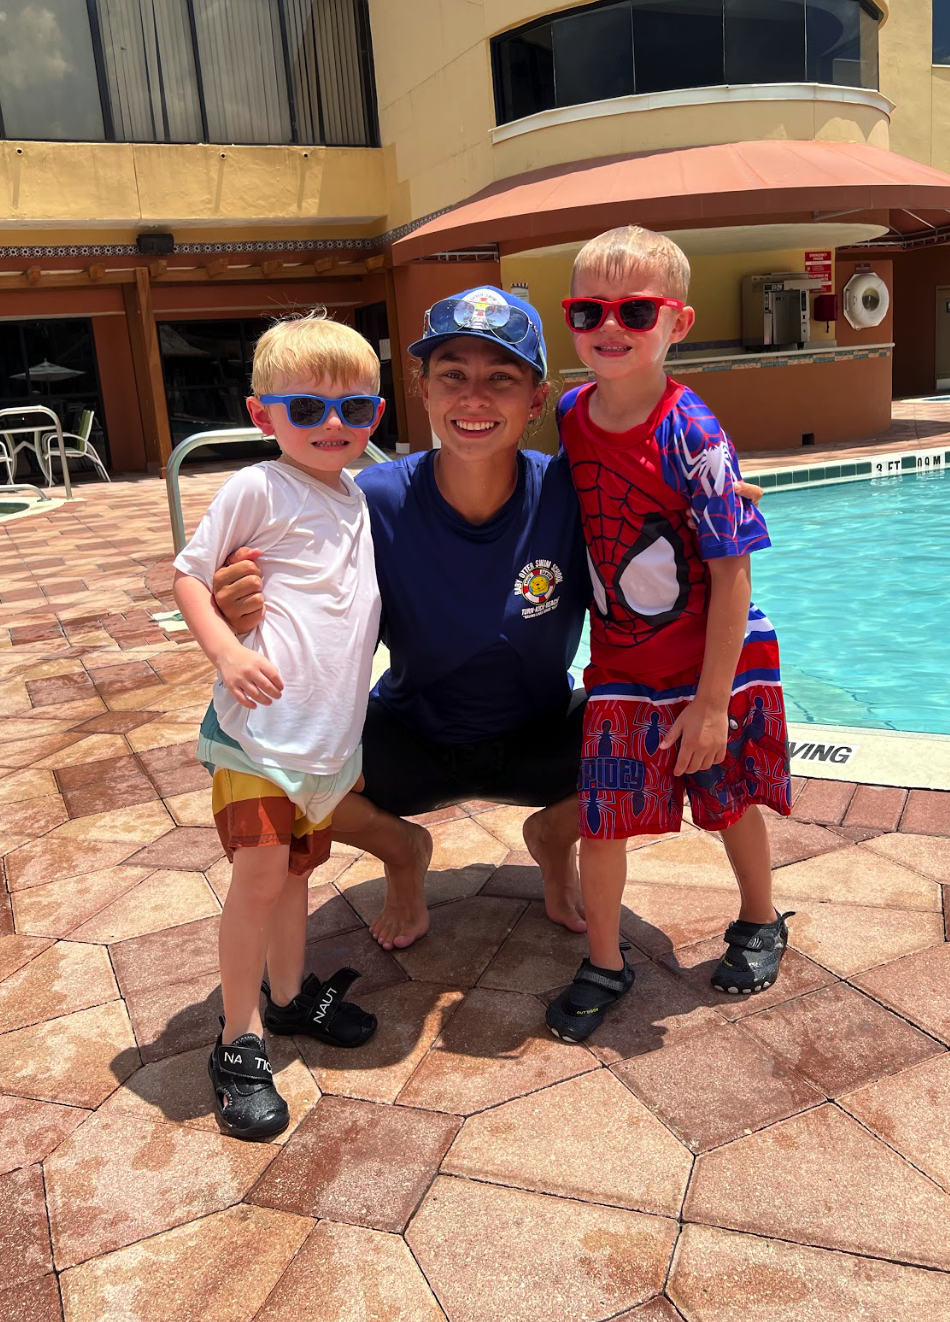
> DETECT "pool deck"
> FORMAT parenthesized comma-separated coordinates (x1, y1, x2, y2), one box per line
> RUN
(1, 407, 950, 1321)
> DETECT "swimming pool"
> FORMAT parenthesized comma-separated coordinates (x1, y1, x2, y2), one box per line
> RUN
(570, 467, 950, 737)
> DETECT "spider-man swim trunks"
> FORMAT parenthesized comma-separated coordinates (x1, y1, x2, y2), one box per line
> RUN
(578, 630, 792, 838)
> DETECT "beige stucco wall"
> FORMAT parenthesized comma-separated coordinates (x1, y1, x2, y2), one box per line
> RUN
(879, 0, 950, 172)
(0, 141, 387, 240)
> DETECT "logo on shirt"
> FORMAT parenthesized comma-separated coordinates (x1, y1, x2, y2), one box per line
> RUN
(513, 559, 563, 618)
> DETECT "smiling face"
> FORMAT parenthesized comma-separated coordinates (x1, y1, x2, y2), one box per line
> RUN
(419, 338, 547, 461)
(569, 265, 695, 385)
(246, 373, 383, 489)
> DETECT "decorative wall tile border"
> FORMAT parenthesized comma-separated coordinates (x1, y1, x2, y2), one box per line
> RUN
(745, 445, 949, 491)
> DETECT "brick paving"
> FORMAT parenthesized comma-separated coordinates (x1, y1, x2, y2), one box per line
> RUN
(1, 459, 950, 1321)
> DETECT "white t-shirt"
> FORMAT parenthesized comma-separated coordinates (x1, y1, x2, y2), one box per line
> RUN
(173, 459, 380, 774)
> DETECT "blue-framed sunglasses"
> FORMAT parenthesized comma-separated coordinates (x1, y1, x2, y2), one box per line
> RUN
(259, 393, 383, 429)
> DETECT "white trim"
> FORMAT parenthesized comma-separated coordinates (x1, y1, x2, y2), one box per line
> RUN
(491, 83, 893, 145)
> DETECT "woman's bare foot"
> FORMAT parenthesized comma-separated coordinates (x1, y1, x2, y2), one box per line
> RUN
(370, 822, 433, 951)
(523, 801, 587, 933)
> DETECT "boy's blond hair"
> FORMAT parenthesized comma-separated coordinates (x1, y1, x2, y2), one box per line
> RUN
(251, 308, 380, 396)
(572, 226, 690, 302)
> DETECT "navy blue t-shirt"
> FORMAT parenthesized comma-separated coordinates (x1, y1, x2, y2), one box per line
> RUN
(356, 449, 589, 744)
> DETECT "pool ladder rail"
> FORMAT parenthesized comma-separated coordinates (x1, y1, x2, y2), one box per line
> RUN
(166, 426, 390, 555)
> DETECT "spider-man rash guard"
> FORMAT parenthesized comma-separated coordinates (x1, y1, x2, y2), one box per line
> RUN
(557, 379, 771, 687)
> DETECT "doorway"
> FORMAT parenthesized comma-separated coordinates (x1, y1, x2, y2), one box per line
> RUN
(935, 286, 950, 391)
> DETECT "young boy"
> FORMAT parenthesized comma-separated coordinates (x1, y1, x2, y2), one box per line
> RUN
(547, 226, 793, 1044)
(174, 310, 384, 1137)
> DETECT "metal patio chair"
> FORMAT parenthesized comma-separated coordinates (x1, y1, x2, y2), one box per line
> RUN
(37, 409, 110, 484)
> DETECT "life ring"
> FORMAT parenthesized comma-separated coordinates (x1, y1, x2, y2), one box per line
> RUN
(843, 272, 890, 330)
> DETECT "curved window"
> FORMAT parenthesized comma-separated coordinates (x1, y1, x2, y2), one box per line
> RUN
(491, 0, 883, 126)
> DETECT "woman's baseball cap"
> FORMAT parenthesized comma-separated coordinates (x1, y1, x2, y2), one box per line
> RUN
(407, 285, 547, 377)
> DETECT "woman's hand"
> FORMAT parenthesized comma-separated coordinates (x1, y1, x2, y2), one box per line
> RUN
(212, 547, 265, 631)
(218, 643, 283, 709)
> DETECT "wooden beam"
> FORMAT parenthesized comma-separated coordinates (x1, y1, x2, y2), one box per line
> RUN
(205, 257, 229, 277)
(88, 264, 106, 282)
(0, 268, 134, 291)
(260, 259, 284, 276)
(149, 259, 168, 279)
(365, 254, 387, 271)
(313, 257, 337, 274)
(122, 268, 173, 472)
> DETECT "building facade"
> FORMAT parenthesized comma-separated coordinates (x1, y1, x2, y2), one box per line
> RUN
(2, 1, 950, 471)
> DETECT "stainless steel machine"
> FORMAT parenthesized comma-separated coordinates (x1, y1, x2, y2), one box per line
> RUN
(741, 273, 821, 351)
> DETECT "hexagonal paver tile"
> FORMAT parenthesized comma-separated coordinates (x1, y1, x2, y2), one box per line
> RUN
(772, 846, 940, 910)
(5, 837, 147, 893)
(10, 865, 152, 938)
(619, 883, 739, 956)
(0, 935, 53, 983)
(397, 988, 597, 1115)
(740, 981, 944, 1096)
(110, 915, 219, 999)
(297, 980, 465, 1104)
(658, 933, 834, 1019)
(624, 831, 736, 892)
(481, 851, 545, 902)
(478, 900, 618, 995)
(0, 1095, 88, 1176)
(392, 896, 525, 986)
(0, 1165, 53, 1289)
(69, 869, 219, 943)
(669, 1224, 950, 1321)
(861, 831, 950, 881)
(780, 899, 945, 977)
(0, 1273, 63, 1322)
(98, 1035, 318, 1144)
(853, 944, 950, 1043)
(58, 1204, 312, 1322)
(582, 960, 725, 1067)
(762, 816, 850, 868)
(255, 1221, 446, 1322)
(0, 941, 118, 1035)
(46, 1110, 277, 1268)
(123, 970, 222, 1064)
(841, 1053, 950, 1193)
(614, 1021, 822, 1152)
(248, 1095, 460, 1232)
(304, 927, 408, 998)
(685, 1103, 950, 1268)
(0, 1000, 139, 1107)
(443, 1068, 691, 1215)
(408, 1175, 677, 1322)
(611, 1301, 683, 1322)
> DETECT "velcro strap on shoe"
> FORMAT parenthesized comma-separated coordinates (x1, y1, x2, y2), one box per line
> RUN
(574, 966, 629, 994)
(304, 966, 360, 1029)
(214, 1041, 274, 1081)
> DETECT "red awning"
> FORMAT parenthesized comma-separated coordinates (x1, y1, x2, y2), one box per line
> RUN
(392, 139, 950, 263)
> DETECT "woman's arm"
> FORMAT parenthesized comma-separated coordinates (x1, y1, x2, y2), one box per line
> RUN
(174, 570, 282, 709)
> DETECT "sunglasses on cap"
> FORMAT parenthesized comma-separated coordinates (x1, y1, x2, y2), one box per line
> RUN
(561, 295, 685, 333)
(424, 295, 538, 347)
(258, 393, 383, 429)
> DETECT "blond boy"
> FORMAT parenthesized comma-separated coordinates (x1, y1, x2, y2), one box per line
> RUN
(547, 227, 792, 1044)
(174, 311, 384, 1138)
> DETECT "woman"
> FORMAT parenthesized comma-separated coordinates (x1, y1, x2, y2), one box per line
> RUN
(212, 285, 758, 950)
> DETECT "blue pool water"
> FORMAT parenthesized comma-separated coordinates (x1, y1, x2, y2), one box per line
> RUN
(570, 468, 950, 736)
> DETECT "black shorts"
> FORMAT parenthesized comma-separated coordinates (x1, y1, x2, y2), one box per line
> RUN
(360, 689, 587, 818)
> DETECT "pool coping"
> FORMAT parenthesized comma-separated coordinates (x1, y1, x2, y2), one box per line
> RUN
(744, 442, 948, 489)
(788, 722, 950, 791)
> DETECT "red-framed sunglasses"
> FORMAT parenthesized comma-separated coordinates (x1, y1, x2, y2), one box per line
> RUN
(562, 295, 684, 333)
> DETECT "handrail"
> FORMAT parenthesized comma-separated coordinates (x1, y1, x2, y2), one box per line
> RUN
(166, 426, 391, 554)
(0, 405, 72, 500)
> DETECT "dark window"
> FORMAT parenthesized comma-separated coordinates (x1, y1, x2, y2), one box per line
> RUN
(806, 0, 862, 87)
(725, 0, 806, 85)
(493, 22, 555, 123)
(937, 1, 950, 65)
(0, 0, 105, 140)
(160, 318, 274, 450)
(0, 318, 108, 471)
(491, 0, 882, 124)
(633, 0, 724, 95)
(0, 0, 378, 146)
(553, 4, 634, 106)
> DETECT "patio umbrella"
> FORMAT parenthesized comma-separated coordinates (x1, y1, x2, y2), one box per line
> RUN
(10, 360, 85, 383)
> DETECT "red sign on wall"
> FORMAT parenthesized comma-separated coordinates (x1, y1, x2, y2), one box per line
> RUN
(805, 248, 833, 293)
